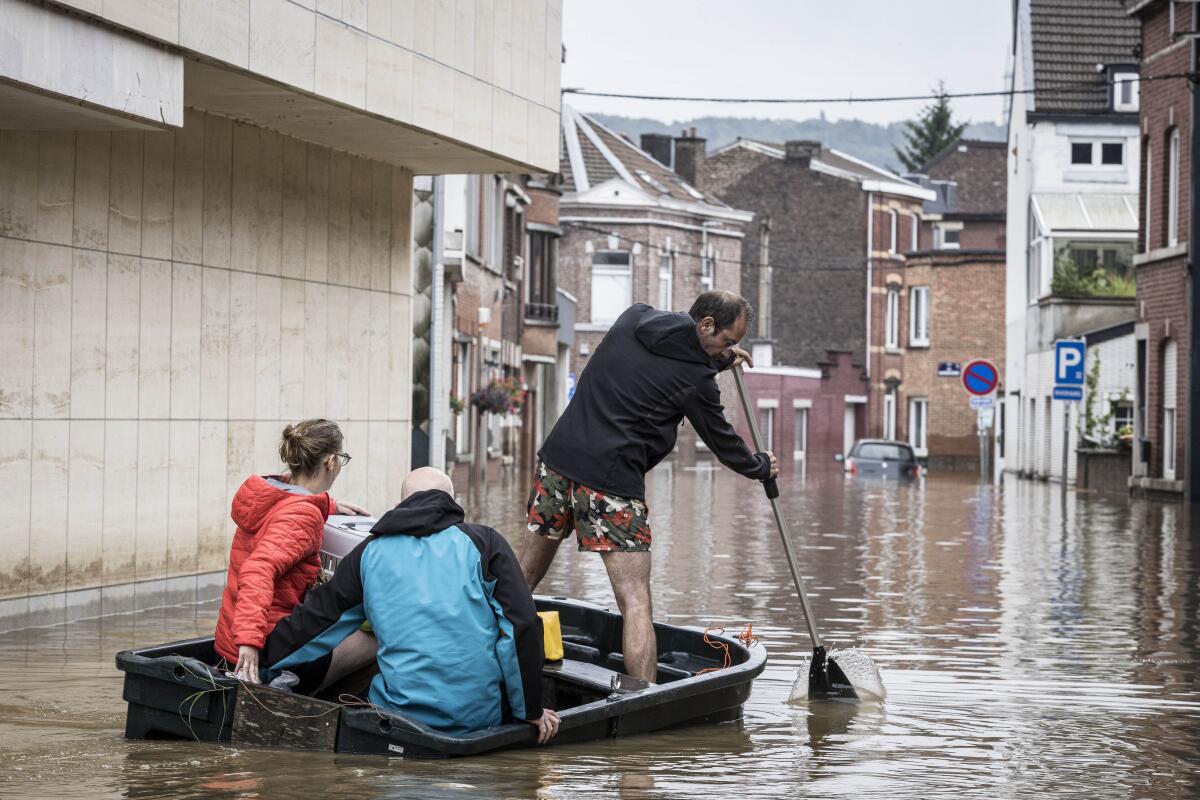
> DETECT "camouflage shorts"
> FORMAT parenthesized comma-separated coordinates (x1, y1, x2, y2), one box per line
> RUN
(526, 461, 652, 552)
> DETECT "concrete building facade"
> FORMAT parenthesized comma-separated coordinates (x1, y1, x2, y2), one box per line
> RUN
(1004, 0, 1140, 485)
(0, 0, 563, 628)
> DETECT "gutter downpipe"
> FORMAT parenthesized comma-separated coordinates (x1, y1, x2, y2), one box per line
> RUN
(1188, 8, 1200, 505)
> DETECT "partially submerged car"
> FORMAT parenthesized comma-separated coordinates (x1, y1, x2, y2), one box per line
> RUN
(835, 439, 921, 479)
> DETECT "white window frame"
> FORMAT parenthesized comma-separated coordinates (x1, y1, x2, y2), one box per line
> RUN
(934, 222, 962, 250)
(888, 210, 898, 254)
(757, 398, 777, 452)
(884, 287, 900, 350)
(1164, 339, 1178, 480)
(909, 286, 930, 347)
(700, 245, 715, 292)
(1113, 71, 1139, 113)
(910, 213, 919, 251)
(908, 397, 928, 455)
(1168, 128, 1180, 247)
(883, 391, 896, 441)
(590, 250, 632, 325)
(1145, 141, 1153, 253)
(658, 250, 674, 310)
(793, 399, 810, 460)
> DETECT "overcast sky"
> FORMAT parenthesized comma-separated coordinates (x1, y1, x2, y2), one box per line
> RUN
(561, 0, 1014, 126)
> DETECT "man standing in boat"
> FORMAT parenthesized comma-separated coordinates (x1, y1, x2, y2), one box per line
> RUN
(520, 291, 777, 683)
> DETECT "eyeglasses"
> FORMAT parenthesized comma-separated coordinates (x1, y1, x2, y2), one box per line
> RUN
(335, 453, 352, 466)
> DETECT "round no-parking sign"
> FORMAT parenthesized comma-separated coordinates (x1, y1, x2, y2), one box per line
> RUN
(961, 359, 999, 396)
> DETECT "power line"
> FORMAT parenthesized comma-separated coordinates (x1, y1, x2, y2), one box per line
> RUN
(563, 72, 1195, 105)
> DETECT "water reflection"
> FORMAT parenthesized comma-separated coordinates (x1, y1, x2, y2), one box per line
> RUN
(1, 467, 1198, 799)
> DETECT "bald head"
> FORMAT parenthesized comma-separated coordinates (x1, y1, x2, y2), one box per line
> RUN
(401, 466, 454, 500)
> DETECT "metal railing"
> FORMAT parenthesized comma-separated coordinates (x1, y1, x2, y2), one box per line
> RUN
(524, 301, 559, 323)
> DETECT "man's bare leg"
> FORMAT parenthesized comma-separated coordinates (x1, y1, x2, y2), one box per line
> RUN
(600, 550, 656, 683)
(519, 531, 563, 591)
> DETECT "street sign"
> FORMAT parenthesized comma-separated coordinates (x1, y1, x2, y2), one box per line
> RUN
(938, 362, 962, 377)
(969, 395, 995, 410)
(962, 359, 1000, 396)
(1053, 386, 1083, 401)
(567, 372, 577, 401)
(1055, 340, 1085, 386)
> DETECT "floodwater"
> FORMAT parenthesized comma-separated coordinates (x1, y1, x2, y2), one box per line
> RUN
(2, 462, 1199, 799)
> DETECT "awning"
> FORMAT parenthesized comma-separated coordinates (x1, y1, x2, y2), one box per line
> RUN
(1031, 193, 1138, 234)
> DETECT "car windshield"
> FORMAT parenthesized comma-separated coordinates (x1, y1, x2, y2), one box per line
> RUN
(855, 443, 914, 461)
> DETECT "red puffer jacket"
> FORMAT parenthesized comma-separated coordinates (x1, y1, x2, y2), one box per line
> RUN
(214, 475, 334, 663)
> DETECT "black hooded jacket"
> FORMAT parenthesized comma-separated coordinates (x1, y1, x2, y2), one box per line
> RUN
(539, 304, 770, 500)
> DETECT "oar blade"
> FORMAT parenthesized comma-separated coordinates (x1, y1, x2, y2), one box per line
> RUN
(808, 645, 859, 701)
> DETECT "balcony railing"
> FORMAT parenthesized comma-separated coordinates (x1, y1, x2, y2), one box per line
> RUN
(525, 301, 559, 323)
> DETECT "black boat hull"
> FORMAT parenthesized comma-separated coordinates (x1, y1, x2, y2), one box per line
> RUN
(116, 596, 767, 758)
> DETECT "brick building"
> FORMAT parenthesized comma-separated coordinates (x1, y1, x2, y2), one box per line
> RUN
(555, 106, 753, 454)
(681, 137, 932, 450)
(889, 140, 1008, 469)
(1126, 0, 1191, 496)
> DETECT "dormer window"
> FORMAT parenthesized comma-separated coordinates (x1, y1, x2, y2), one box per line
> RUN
(1111, 70, 1139, 113)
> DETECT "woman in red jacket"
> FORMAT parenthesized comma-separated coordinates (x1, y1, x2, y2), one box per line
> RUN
(214, 419, 371, 686)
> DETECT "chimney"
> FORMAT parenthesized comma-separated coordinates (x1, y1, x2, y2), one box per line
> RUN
(784, 140, 822, 165)
(673, 130, 708, 189)
(640, 133, 674, 168)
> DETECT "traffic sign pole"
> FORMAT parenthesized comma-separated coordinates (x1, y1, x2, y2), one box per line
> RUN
(1054, 340, 1086, 497)
(962, 359, 999, 482)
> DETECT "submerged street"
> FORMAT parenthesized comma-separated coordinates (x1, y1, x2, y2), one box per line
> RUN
(1, 465, 1197, 799)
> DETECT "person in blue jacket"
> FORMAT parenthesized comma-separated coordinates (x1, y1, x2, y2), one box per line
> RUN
(263, 467, 561, 743)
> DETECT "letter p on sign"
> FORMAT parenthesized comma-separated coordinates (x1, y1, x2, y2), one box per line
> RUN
(1055, 340, 1085, 386)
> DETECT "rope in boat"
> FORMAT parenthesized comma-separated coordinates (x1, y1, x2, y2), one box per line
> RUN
(697, 623, 758, 674)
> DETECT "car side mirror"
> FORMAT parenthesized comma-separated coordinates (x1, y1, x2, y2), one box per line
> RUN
(834, 453, 844, 462)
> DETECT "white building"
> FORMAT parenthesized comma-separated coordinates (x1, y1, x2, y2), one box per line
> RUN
(0, 0, 563, 629)
(1003, 0, 1140, 483)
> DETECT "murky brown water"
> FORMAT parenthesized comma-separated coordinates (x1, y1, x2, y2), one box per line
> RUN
(2, 463, 1199, 799)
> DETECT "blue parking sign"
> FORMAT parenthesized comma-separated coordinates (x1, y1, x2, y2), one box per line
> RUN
(1055, 340, 1085, 386)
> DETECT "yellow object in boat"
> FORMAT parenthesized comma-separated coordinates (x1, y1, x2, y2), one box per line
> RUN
(538, 610, 563, 661)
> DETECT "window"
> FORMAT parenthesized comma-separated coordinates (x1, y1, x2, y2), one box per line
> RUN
(759, 407, 775, 451)
(909, 286, 930, 347)
(1168, 128, 1180, 247)
(1164, 340, 1178, 480)
(934, 223, 961, 250)
(1144, 141, 1153, 253)
(910, 214, 919, 250)
(884, 288, 899, 349)
(591, 251, 632, 324)
(700, 246, 715, 291)
(888, 210, 898, 254)
(1113, 71, 1139, 113)
(908, 397, 928, 454)
(658, 251, 673, 310)
(1070, 140, 1124, 167)
(793, 406, 809, 459)
(883, 391, 896, 440)
(1113, 401, 1133, 437)
(525, 232, 557, 320)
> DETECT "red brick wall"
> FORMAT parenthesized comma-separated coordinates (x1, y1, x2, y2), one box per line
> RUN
(903, 252, 1006, 463)
(1135, 0, 1192, 480)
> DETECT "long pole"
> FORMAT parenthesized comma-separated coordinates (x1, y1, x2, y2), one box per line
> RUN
(732, 367, 822, 647)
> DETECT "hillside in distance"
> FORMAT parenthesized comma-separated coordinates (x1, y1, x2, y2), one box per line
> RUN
(589, 113, 1006, 173)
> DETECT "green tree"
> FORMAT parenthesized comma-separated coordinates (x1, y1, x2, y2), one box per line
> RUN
(894, 82, 968, 172)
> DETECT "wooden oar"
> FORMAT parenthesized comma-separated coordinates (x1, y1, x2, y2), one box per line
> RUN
(731, 365, 858, 701)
